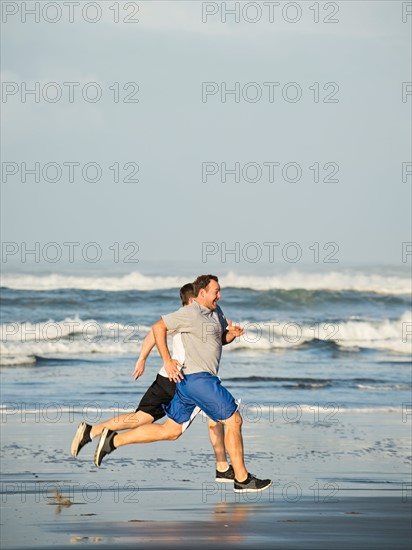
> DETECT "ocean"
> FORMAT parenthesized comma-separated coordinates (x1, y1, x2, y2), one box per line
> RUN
(1, 269, 411, 418)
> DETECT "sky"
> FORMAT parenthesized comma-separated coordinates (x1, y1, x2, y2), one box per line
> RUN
(1, 0, 411, 275)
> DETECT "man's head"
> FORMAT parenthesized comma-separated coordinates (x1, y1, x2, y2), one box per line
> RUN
(193, 274, 221, 311)
(180, 283, 195, 306)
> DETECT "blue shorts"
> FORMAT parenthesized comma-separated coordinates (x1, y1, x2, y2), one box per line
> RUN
(164, 372, 238, 424)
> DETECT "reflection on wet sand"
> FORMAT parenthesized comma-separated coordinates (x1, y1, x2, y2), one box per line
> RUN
(66, 500, 256, 546)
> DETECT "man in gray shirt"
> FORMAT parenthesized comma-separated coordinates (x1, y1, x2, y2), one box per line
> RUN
(94, 275, 272, 493)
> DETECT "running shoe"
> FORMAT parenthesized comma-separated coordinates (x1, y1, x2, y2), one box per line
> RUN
(94, 428, 117, 467)
(70, 422, 92, 457)
(233, 473, 272, 493)
(215, 464, 235, 483)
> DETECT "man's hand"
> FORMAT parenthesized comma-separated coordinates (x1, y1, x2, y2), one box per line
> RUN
(223, 320, 245, 345)
(164, 358, 184, 383)
(227, 319, 244, 337)
(132, 358, 145, 380)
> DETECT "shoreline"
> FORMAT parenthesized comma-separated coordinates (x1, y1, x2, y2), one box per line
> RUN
(1, 410, 411, 548)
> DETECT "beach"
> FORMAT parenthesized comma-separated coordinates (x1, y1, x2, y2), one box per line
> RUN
(1, 270, 411, 548)
(1, 406, 411, 549)
(3, 0, 411, 545)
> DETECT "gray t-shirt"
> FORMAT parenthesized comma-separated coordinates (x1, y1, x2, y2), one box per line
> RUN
(161, 301, 228, 376)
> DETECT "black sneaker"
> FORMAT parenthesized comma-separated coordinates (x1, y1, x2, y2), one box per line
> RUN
(233, 473, 272, 493)
(215, 464, 235, 483)
(94, 428, 117, 467)
(71, 422, 92, 457)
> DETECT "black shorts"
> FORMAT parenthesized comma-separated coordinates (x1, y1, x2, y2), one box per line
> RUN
(136, 374, 176, 422)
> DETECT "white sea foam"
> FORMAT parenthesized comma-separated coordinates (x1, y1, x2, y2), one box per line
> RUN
(222, 271, 411, 295)
(229, 311, 412, 354)
(0, 317, 152, 366)
(1, 312, 410, 366)
(0, 317, 152, 342)
(331, 311, 412, 354)
(1, 271, 411, 294)
(355, 384, 411, 391)
(1, 272, 184, 291)
(0, 355, 37, 366)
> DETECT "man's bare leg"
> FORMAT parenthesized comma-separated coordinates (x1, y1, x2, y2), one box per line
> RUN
(100, 414, 240, 471)
(71, 410, 156, 457)
(221, 411, 248, 482)
(113, 417, 183, 447)
(207, 419, 230, 472)
(90, 410, 154, 439)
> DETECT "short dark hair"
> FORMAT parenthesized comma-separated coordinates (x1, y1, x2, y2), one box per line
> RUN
(192, 274, 219, 297)
(180, 283, 195, 306)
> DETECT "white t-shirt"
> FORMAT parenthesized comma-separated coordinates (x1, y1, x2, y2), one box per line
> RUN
(158, 333, 185, 378)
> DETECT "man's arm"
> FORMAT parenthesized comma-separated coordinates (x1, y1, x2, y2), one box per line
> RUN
(222, 320, 244, 346)
(152, 318, 184, 382)
(132, 329, 157, 380)
(132, 328, 177, 379)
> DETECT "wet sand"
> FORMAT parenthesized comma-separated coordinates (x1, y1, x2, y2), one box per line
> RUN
(1, 408, 411, 549)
